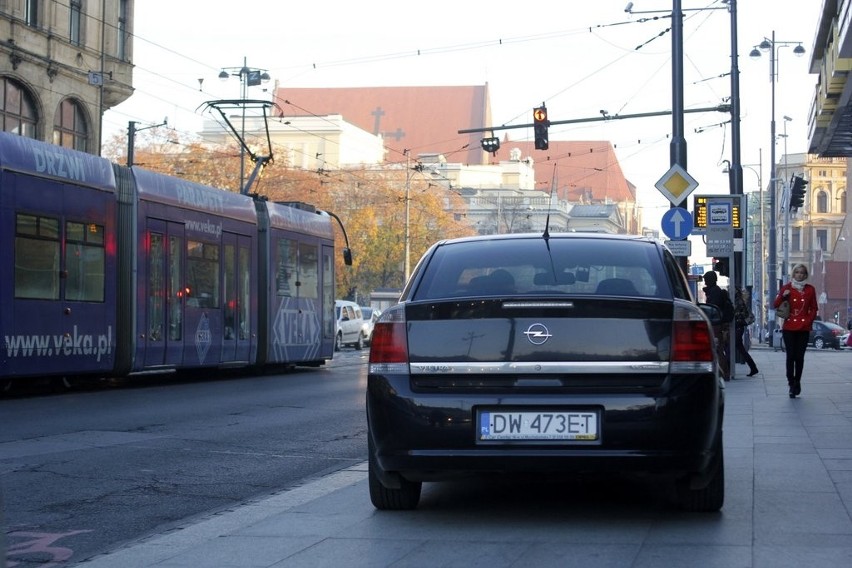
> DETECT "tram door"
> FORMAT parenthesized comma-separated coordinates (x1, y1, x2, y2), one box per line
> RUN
(143, 219, 185, 368)
(221, 232, 253, 363)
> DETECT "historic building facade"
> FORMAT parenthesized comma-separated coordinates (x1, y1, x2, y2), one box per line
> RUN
(1, 0, 134, 153)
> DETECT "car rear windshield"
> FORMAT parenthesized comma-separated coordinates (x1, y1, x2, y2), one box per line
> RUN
(411, 237, 675, 301)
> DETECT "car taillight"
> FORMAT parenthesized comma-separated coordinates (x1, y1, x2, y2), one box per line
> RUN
(670, 304, 716, 373)
(368, 305, 409, 374)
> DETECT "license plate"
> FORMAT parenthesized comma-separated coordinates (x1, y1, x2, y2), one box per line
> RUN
(478, 410, 599, 441)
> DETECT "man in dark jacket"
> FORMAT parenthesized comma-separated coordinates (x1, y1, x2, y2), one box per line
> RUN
(703, 271, 731, 380)
(734, 287, 759, 376)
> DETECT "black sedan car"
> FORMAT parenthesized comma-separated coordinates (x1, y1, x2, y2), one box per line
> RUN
(809, 320, 846, 349)
(367, 233, 725, 512)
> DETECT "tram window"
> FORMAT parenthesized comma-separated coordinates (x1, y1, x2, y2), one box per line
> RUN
(276, 238, 298, 297)
(65, 221, 105, 302)
(14, 213, 60, 300)
(223, 244, 236, 339)
(168, 236, 182, 340)
(186, 240, 219, 308)
(323, 250, 334, 340)
(299, 243, 319, 300)
(148, 233, 165, 340)
(239, 245, 250, 340)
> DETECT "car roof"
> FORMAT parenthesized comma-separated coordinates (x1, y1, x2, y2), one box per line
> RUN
(430, 232, 662, 247)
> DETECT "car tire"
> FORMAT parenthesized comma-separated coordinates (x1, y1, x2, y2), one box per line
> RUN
(674, 441, 724, 512)
(368, 439, 421, 510)
(814, 337, 825, 350)
(335, 333, 343, 352)
(355, 334, 364, 350)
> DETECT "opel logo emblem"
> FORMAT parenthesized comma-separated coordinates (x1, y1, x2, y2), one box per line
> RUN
(524, 323, 552, 345)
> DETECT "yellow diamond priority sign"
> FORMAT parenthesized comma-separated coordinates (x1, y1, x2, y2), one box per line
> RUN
(655, 164, 699, 206)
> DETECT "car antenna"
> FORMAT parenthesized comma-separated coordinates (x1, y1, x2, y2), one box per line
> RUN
(542, 163, 557, 241)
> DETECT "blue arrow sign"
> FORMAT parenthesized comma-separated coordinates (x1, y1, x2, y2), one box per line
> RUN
(661, 207, 693, 240)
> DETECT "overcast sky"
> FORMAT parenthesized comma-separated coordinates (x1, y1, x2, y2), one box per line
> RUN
(104, 0, 819, 244)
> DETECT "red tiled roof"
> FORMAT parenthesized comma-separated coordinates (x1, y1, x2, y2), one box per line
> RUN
(488, 139, 636, 203)
(273, 85, 491, 167)
(273, 86, 633, 203)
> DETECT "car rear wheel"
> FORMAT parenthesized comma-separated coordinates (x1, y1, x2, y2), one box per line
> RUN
(355, 334, 364, 350)
(335, 332, 343, 352)
(674, 441, 724, 512)
(368, 439, 421, 510)
(814, 337, 825, 350)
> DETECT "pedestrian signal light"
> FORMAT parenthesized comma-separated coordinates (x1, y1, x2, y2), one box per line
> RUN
(533, 105, 549, 150)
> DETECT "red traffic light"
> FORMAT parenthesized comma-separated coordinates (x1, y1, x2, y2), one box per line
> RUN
(533, 105, 549, 150)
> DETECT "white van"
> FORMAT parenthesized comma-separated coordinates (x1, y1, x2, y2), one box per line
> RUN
(334, 300, 365, 351)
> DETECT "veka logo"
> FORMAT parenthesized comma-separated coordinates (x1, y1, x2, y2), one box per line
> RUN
(524, 323, 552, 345)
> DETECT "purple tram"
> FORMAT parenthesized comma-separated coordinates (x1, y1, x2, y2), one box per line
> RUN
(1, 132, 338, 382)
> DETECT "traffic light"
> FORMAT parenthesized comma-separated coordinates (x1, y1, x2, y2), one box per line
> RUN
(481, 136, 500, 154)
(789, 175, 808, 210)
(533, 105, 549, 150)
(712, 257, 730, 277)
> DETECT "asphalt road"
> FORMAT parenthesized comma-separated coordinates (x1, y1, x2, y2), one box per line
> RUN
(0, 348, 370, 567)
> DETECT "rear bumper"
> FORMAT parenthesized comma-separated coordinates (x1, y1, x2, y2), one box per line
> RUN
(367, 373, 724, 481)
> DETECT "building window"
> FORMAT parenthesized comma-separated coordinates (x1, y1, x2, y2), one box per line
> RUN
(817, 190, 827, 213)
(25, 0, 39, 26)
(816, 229, 828, 251)
(70, 0, 82, 46)
(1, 78, 38, 137)
(117, 0, 129, 60)
(792, 227, 800, 252)
(841, 191, 847, 214)
(53, 99, 89, 152)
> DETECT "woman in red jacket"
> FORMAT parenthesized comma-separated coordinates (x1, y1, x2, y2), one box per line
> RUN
(773, 263, 819, 398)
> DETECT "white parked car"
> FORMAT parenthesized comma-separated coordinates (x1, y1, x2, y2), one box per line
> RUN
(335, 300, 365, 351)
(360, 307, 382, 345)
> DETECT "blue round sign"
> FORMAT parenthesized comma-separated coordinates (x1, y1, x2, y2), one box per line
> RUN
(661, 207, 693, 240)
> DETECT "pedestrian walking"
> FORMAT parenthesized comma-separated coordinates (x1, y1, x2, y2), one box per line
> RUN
(773, 263, 818, 398)
(703, 271, 733, 380)
(735, 287, 759, 377)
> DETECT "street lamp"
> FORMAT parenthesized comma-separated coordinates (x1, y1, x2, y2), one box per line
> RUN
(749, 31, 805, 345)
(404, 150, 412, 281)
(781, 115, 792, 281)
(218, 57, 270, 192)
